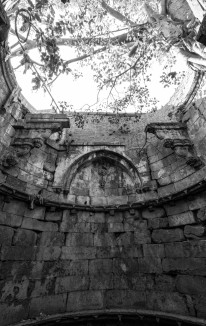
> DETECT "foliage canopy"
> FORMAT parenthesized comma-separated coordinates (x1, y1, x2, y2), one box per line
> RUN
(2, 0, 204, 113)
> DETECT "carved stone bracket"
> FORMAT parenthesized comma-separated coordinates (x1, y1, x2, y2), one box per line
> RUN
(145, 122, 188, 140)
(1, 113, 70, 169)
(1, 136, 44, 168)
(1, 151, 18, 168)
(146, 122, 203, 169)
(11, 137, 44, 157)
(14, 113, 70, 132)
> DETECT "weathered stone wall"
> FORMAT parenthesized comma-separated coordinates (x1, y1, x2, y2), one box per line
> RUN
(1, 194, 206, 325)
(2, 27, 206, 326)
(182, 98, 206, 163)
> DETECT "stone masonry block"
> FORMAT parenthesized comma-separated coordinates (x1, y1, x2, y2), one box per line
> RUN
(89, 259, 112, 274)
(13, 229, 37, 246)
(0, 302, 29, 326)
(176, 275, 206, 295)
(108, 212, 123, 223)
(164, 201, 189, 216)
(61, 247, 96, 260)
(36, 246, 61, 261)
(124, 219, 147, 232)
(184, 225, 205, 239)
(168, 211, 195, 227)
(90, 196, 107, 206)
(30, 278, 56, 298)
(154, 275, 175, 292)
(24, 206, 45, 220)
(0, 278, 29, 302)
(96, 246, 143, 259)
(105, 289, 146, 309)
(113, 258, 139, 274)
(108, 222, 124, 233)
(195, 296, 206, 318)
(0, 212, 22, 227)
(66, 290, 103, 311)
(113, 274, 151, 291)
(114, 232, 133, 247)
(0, 226, 14, 245)
(29, 294, 67, 318)
(152, 229, 184, 243)
(165, 240, 206, 258)
(94, 233, 115, 247)
(90, 273, 113, 290)
(39, 232, 65, 247)
(146, 292, 188, 315)
(143, 244, 165, 258)
(1, 246, 36, 261)
(90, 223, 108, 233)
(162, 258, 206, 275)
(21, 217, 58, 232)
(93, 212, 105, 223)
(197, 207, 206, 221)
(188, 192, 206, 210)
(142, 207, 166, 219)
(60, 211, 90, 232)
(3, 200, 26, 216)
(138, 257, 162, 274)
(41, 260, 89, 278)
(45, 211, 62, 222)
(55, 275, 89, 293)
(0, 261, 32, 280)
(66, 233, 93, 247)
(148, 217, 169, 229)
(134, 229, 151, 244)
(76, 211, 90, 222)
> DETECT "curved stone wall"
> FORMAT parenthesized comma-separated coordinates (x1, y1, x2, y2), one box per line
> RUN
(1, 18, 206, 326)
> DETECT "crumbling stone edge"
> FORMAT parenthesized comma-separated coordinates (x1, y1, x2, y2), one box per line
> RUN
(11, 309, 206, 326)
(1, 173, 206, 212)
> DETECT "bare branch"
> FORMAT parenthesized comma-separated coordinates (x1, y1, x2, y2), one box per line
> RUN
(48, 46, 107, 87)
(101, 0, 135, 26)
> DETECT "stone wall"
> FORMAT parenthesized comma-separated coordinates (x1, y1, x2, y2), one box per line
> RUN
(2, 24, 206, 326)
(1, 194, 206, 325)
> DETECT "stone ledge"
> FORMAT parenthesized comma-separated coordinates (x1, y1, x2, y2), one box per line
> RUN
(1, 165, 206, 211)
(9, 309, 206, 326)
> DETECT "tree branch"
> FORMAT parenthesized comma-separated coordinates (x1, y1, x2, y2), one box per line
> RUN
(101, 0, 135, 26)
(48, 46, 107, 86)
(186, 0, 205, 21)
(10, 26, 148, 58)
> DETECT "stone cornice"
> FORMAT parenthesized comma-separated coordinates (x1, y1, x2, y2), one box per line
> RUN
(11, 309, 206, 326)
(1, 166, 206, 212)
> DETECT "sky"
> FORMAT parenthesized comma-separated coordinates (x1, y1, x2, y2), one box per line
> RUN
(10, 46, 187, 114)
(8, 1, 189, 114)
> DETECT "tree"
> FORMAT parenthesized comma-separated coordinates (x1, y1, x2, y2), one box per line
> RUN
(2, 0, 205, 113)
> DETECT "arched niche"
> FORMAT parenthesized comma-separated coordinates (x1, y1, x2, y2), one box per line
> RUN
(54, 150, 142, 196)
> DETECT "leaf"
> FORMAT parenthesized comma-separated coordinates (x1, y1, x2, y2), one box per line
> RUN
(27, 0, 34, 8)
(50, 5, 55, 17)
(35, 13, 42, 22)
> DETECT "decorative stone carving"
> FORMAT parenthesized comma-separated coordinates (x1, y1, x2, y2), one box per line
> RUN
(15, 113, 70, 132)
(1, 151, 18, 168)
(29, 194, 44, 210)
(10, 136, 44, 158)
(164, 138, 202, 169)
(146, 122, 203, 169)
(64, 139, 74, 155)
(146, 122, 187, 140)
(2, 113, 70, 169)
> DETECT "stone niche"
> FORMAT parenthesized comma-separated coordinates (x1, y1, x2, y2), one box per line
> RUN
(53, 149, 142, 201)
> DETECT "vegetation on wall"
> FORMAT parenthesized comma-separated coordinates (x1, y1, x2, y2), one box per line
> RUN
(1, 0, 206, 113)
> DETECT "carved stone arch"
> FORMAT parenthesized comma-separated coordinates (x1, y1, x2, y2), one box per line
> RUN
(61, 149, 142, 193)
